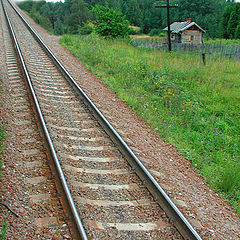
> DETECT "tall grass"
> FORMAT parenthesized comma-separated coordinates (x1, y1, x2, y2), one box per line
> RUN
(0, 223, 7, 240)
(204, 38, 240, 45)
(60, 34, 240, 213)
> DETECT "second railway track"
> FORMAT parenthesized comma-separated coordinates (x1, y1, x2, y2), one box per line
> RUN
(2, 0, 202, 239)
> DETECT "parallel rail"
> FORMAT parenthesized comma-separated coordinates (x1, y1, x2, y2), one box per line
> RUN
(3, 0, 202, 239)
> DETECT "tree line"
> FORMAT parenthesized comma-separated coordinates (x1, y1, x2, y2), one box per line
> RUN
(17, 0, 240, 39)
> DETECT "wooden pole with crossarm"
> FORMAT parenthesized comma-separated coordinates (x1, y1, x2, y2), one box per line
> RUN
(155, 0, 178, 52)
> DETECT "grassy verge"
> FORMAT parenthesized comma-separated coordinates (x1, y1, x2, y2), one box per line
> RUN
(0, 223, 7, 240)
(60, 34, 240, 213)
(204, 38, 240, 45)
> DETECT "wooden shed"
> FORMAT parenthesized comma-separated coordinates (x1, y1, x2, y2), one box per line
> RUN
(163, 18, 205, 44)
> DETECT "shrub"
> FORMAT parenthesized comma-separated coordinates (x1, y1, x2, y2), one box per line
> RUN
(78, 24, 93, 35)
(0, 223, 8, 240)
(129, 27, 138, 35)
(234, 24, 240, 39)
(149, 28, 162, 36)
(54, 18, 65, 35)
(91, 5, 130, 38)
(29, 10, 53, 33)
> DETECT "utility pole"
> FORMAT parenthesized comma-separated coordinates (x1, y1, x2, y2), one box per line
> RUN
(166, 0, 171, 51)
(155, 0, 178, 52)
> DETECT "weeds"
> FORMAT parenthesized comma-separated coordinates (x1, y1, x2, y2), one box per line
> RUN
(0, 124, 6, 178)
(0, 223, 7, 240)
(60, 34, 240, 213)
(204, 38, 240, 45)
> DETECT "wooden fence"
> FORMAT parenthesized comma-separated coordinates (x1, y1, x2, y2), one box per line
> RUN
(131, 38, 240, 59)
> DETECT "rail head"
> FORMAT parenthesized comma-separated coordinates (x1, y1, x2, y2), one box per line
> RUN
(6, 0, 202, 239)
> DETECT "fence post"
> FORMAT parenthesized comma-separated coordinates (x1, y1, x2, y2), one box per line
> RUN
(201, 53, 206, 65)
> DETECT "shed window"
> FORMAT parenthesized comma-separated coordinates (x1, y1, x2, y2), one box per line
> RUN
(190, 35, 194, 41)
(171, 34, 175, 40)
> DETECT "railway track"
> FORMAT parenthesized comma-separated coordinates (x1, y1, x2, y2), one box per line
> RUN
(0, 3, 73, 240)
(1, 0, 202, 239)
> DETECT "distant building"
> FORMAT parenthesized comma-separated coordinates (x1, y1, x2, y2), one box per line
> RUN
(163, 18, 205, 44)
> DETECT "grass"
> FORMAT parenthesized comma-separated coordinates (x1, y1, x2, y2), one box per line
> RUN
(0, 223, 7, 240)
(204, 38, 240, 45)
(59, 34, 240, 213)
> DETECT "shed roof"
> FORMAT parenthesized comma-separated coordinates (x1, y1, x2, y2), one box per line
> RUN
(163, 21, 205, 33)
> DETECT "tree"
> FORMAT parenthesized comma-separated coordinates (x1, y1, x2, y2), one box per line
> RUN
(170, 0, 227, 38)
(91, 5, 130, 38)
(64, 0, 90, 34)
(234, 24, 240, 39)
(40, 3, 58, 29)
(122, 0, 143, 26)
(221, 3, 240, 39)
(54, 18, 65, 35)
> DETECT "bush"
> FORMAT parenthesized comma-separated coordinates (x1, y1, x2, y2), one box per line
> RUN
(129, 27, 138, 35)
(149, 28, 162, 36)
(91, 5, 130, 38)
(234, 24, 240, 39)
(0, 223, 8, 240)
(78, 24, 93, 35)
(29, 10, 53, 33)
(54, 18, 65, 35)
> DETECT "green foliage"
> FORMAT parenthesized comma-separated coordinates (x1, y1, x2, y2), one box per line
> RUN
(149, 28, 164, 36)
(18, 0, 230, 39)
(78, 24, 93, 35)
(54, 18, 65, 35)
(18, 0, 45, 12)
(129, 27, 138, 35)
(204, 38, 240, 45)
(29, 10, 53, 33)
(17, 0, 34, 12)
(169, 0, 227, 38)
(0, 223, 8, 240)
(121, 0, 143, 27)
(91, 5, 130, 38)
(64, 0, 90, 34)
(234, 24, 240, 39)
(60, 34, 240, 212)
(40, 2, 61, 29)
(222, 3, 240, 39)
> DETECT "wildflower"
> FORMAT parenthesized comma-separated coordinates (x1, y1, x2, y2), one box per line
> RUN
(194, 163, 198, 167)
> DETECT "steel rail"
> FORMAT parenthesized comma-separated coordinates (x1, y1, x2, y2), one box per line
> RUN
(6, 0, 202, 239)
(1, 1, 88, 239)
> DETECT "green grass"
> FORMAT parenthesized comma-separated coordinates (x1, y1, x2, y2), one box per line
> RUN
(0, 223, 7, 240)
(204, 38, 240, 45)
(60, 34, 240, 213)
